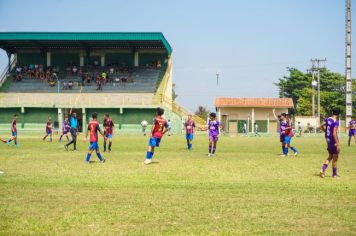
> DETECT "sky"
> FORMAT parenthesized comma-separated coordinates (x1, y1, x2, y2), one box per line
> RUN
(0, 0, 353, 111)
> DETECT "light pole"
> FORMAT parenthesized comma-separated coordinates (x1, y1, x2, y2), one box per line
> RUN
(312, 79, 317, 133)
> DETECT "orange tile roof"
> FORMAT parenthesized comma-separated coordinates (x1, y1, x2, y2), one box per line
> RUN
(215, 97, 294, 108)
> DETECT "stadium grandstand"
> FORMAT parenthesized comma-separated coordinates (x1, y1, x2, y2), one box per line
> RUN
(0, 32, 204, 133)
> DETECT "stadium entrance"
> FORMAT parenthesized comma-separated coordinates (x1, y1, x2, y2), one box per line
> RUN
(62, 108, 83, 132)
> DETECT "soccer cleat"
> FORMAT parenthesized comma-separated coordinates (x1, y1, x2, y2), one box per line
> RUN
(6, 140, 10, 145)
(211, 154, 215, 157)
(294, 152, 299, 156)
(100, 159, 106, 163)
(64, 145, 68, 151)
(85, 161, 90, 164)
(282, 155, 287, 158)
(207, 153, 212, 157)
(144, 159, 152, 165)
(332, 175, 341, 179)
(319, 171, 325, 178)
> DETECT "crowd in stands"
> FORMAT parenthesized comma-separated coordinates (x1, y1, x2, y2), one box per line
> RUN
(11, 60, 164, 91)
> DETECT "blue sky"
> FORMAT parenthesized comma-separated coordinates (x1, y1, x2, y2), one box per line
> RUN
(0, 0, 352, 111)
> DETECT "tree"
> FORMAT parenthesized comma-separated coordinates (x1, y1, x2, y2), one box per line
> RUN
(195, 106, 210, 119)
(275, 67, 356, 117)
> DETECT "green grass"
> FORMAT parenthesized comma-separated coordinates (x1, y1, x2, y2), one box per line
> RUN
(0, 134, 355, 235)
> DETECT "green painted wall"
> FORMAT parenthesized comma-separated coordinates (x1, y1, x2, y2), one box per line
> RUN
(0, 108, 21, 124)
(52, 53, 80, 69)
(23, 108, 58, 124)
(17, 53, 46, 65)
(106, 53, 133, 67)
(139, 53, 166, 66)
(85, 108, 156, 128)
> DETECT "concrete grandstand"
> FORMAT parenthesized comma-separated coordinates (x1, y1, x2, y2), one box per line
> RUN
(0, 32, 204, 133)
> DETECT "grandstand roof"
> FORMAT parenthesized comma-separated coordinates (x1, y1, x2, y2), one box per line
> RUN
(215, 97, 294, 108)
(0, 32, 172, 54)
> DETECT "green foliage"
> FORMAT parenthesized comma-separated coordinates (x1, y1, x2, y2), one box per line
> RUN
(194, 106, 210, 119)
(275, 67, 356, 117)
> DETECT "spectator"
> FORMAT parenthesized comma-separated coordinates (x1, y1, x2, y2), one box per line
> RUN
(72, 66, 78, 75)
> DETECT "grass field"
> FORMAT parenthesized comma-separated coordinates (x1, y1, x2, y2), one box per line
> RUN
(0, 133, 355, 235)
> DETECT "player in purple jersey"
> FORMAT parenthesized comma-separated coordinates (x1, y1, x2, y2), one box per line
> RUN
(319, 108, 341, 179)
(347, 116, 356, 146)
(59, 116, 70, 142)
(273, 109, 297, 157)
(201, 113, 222, 157)
(184, 114, 196, 150)
(42, 116, 53, 142)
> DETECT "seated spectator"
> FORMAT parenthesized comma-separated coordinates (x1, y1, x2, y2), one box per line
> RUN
(68, 81, 73, 89)
(62, 82, 69, 90)
(109, 67, 114, 75)
(16, 66, 22, 75)
(72, 66, 78, 74)
(49, 80, 56, 87)
(157, 61, 162, 69)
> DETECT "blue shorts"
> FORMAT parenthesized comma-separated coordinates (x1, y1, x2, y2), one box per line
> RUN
(46, 130, 52, 135)
(149, 137, 161, 147)
(284, 136, 291, 144)
(89, 142, 99, 151)
(186, 133, 193, 141)
(12, 131, 17, 137)
(106, 134, 113, 139)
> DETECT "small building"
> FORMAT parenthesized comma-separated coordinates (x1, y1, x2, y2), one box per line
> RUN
(215, 97, 294, 133)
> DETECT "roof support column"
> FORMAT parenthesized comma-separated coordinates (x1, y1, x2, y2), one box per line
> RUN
(6, 51, 12, 73)
(134, 51, 139, 67)
(101, 55, 105, 67)
(46, 51, 51, 67)
(251, 107, 255, 133)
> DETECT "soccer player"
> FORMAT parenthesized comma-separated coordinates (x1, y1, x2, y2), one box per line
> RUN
(273, 109, 288, 156)
(319, 108, 341, 178)
(85, 112, 106, 163)
(184, 114, 196, 150)
(283, 116, 298, 156)
(59, 116, 70, 142)
(103, 113, 114, 152)
(143, 107, 169, 165)
(42, 116, 53, 142)
(6, 114, 19, 147)
(65, 111, 79, 151)
(201, 112, 222, 157)
(347, 116, 356, 146)
(141, 120, 148, 136)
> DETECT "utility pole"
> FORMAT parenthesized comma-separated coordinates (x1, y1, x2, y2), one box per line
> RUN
(310, 58, 327, 127)
(346, 0, 353, 127)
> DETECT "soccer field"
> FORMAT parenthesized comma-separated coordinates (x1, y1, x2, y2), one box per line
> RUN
(0, 134, 355, 235)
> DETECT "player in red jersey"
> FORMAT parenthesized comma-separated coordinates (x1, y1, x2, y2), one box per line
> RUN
(6, 114, 19, 147)
(42, 116, 53, 142)
(85, 112, 106, 163)
(144, 107, 169, 165)
(184, 114, 196, 150)
(103, 113, 114, 152)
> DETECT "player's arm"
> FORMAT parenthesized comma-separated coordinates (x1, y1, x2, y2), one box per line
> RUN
(320, 123, 326, 132)
(272, 108, 278, 120)
(150, 120, 156, 137)
(162, 122, 169, 135)
(333, 126, 340, 146)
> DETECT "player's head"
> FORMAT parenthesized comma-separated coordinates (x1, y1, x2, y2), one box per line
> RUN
(156, 107, 164, 116)
(188, 114, 192, 119)
(14, 114, 19, 120)
(72, 112, 77, 118)
(332, 107, 341, 117)
(281, 113, 287, 120)
(92, 112, 98, 120)
(209, 112, 217, 120)
(104, 113, 109, 119)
